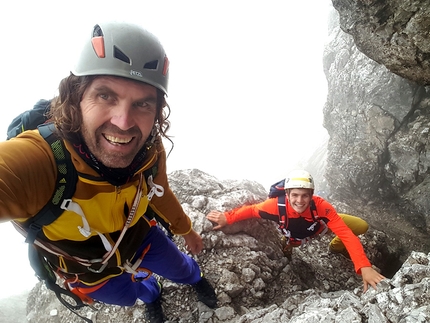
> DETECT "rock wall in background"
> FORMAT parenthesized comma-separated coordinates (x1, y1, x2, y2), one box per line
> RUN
(322, 1, 430, 254)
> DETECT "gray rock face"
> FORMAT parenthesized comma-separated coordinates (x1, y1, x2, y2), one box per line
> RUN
(25, 170, 430, 323)
(323, 5, 430, 253)
(332, 0, 430, 86)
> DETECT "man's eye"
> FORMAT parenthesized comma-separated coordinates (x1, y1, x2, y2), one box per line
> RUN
(135, 101, 156, 110)
(99, 93, 109, 100)
(135, 101, 148, 107)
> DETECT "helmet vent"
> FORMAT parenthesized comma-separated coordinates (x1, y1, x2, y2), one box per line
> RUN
(114, 46, 131, 64)
(144, 60, 159, 70)
(92, 25, 104, 37)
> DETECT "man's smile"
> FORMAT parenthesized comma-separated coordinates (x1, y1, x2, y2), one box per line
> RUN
(103, 134, 134, 145)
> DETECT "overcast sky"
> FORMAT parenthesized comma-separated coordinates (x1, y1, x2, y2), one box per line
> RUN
(0, 0, 331, 188)
(0, 0, 332, 304)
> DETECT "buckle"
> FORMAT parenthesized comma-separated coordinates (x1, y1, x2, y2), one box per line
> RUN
(87, 262, 108, 274)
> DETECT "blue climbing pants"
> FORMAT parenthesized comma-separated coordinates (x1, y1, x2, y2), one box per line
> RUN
(71, 225, 202, 305)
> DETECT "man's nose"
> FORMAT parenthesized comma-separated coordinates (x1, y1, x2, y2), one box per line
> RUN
(110, 104, 135, 130)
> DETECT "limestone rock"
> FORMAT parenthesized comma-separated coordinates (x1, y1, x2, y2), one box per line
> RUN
(25, 170, 430, 323)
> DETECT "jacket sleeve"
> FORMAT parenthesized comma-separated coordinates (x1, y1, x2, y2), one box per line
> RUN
(147, 141, 192, 235)
(0, 130, 56, 221)
(224, 198, 279, 224)
(315, 197, 371, 274)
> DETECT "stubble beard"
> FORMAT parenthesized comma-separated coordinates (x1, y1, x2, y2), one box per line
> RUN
(81, 125, 141, 169)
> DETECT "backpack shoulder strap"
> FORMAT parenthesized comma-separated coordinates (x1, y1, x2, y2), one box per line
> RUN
(23, 123, 90, 322)
(24, 123, 77, 243)
(277, 194, 287, 229)
(309, 199, 317, 221)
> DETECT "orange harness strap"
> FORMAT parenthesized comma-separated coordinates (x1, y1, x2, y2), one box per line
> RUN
(66, 280, 109, 305)
(130, 243, 153, 282)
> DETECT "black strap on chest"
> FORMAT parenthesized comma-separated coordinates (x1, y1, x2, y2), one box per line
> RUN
(277, 195, 317, 230)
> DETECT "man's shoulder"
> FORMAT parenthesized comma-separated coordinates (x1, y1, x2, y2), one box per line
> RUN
(312, 196, 337, 217)
(3, 129, 53, 154)
(254, 197, 279, 214)
(312, 195, 329, 204)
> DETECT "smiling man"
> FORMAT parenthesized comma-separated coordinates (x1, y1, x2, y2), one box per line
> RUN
(206, 169, 385, 293)
(0, 21, 216, 323)
(79, 77, 158, 168)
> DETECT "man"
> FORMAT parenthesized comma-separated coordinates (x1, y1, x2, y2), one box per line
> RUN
(206, 169, 385, 293)
(0, 21, 217, 323)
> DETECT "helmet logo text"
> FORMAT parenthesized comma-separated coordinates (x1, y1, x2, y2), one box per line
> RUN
(130, 70, 143, 78)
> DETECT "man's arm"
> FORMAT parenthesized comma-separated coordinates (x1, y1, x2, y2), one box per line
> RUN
(0, 131, 55, 221)
(147, 140, 192, 235)
(206, 198, 279, 229)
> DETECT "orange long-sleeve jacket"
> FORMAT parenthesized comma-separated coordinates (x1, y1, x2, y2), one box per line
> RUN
(224, 195, 371, 274)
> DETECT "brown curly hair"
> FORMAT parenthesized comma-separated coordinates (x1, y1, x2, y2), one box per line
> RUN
(48, 73, 171, 144)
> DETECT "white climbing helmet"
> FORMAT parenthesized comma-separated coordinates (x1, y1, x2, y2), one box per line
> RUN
(284, 170, 315, 190)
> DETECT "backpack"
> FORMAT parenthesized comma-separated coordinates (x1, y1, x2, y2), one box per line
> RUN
(7, 99, 50, 140)
(7, 99, 171, 322)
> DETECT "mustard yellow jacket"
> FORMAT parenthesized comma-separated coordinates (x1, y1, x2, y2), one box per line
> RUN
(0, 130, 191, 283)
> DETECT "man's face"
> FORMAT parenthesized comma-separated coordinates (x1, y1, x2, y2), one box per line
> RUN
(286, 188, 312, 214)
(80, 76, 158, 168)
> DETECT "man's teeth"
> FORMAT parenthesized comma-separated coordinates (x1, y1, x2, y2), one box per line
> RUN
(105, 135, 132, 144)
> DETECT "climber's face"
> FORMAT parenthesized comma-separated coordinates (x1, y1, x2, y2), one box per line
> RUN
(80, 76, 158, 168)
(286, 188, 312, 214)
